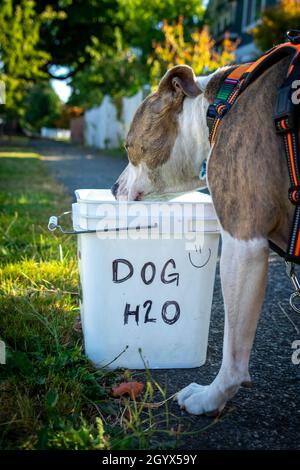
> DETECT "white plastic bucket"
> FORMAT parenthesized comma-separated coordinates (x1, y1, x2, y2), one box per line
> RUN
(73, 189, 220, 369)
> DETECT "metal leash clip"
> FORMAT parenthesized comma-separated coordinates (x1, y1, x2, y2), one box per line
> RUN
(285, 261, 300, 313)
(47, 211, 84, 234)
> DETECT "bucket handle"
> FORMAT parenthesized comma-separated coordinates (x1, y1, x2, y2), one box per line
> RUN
(48, 211, 158, 235)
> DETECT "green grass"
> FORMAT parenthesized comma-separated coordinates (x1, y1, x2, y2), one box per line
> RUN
(0, 140, 181, 450)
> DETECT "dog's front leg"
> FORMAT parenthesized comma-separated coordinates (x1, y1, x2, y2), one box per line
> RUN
(177, 231, 269, 415)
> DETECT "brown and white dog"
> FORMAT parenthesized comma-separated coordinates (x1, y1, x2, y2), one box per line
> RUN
(112, 58, 293, 415)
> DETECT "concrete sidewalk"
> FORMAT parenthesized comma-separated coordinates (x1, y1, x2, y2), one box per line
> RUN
(34, 139, 127, 200)
(38, 139, 300, 450)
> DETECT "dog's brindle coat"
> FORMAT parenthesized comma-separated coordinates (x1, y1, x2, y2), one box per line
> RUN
(113, 59, 294, 415)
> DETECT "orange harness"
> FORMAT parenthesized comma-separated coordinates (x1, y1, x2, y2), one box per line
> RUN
(207, 31, 300, 264)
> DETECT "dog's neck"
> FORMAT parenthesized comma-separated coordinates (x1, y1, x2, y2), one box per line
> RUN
(199, 66, 238, 103)
(173, 92, 211, 174)
(177, 66, 238, 176)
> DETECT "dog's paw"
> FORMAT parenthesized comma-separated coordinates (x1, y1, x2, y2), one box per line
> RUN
(176, 382, 225, 416)
(176, 383, 205, 407)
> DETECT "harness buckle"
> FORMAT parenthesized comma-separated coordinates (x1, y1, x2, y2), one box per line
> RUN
(274, 84, 296, 133)
(216, 102, 230, 117)
(288, 186, 300, 205)
(287, 30, 300, 45)
(285, 261, 300, 313)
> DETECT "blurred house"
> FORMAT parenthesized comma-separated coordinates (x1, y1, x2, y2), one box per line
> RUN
(41, 127, 71, 140)
(84, 91, 143, 149)
(70, 116, 84, 144)
(206, 0, 279, 62)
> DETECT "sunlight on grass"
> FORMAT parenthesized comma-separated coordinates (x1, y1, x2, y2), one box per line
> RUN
(0, 151, 39, 159)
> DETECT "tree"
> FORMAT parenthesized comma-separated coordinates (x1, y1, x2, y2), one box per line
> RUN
(149, 17, 236, 87)
(117, 0, 204, 62)
(32, 1, 205, 80)
(0, 1, 216, 121)
(67, 1, 206, 107)
(36, 0, 122, 79)
(253, 0, 300, 51)
(22, 82, 62, 132)
(0, 0, 49, 122)
(68, 30, 147, 109)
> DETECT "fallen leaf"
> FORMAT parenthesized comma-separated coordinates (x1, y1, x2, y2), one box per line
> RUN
(111, 381, 144, 400)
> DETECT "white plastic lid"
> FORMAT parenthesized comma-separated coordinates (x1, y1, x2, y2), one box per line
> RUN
(75, 189, 213, 205)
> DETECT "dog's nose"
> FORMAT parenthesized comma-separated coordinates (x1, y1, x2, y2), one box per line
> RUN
(111, 181, 119, 197)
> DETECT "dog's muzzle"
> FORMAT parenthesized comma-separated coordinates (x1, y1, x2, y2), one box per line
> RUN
(111, 181, 119, 198)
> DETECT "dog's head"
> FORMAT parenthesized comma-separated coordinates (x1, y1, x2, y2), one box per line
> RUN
(112, 65, 211, 200)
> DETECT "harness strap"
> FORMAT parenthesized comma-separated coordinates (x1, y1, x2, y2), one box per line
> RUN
(274, 56, 300, 262)
(206, 32, 300, 264)
(207, 39, 300, 145)
(207, 63, 249, 144)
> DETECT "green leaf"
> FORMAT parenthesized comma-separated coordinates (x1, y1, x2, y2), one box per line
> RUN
(46, 389, 59, 408)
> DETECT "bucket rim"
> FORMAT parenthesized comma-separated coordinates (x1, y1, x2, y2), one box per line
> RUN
(74, 189, 214, 206)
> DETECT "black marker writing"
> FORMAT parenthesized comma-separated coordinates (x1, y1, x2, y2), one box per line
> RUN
(161, 259, 179, 286)
(112, 259, 133, 283)
(141, 262, 156, 285)
(161, 301, 180, 325)
(123, 300, 180, 326)
(112, 258, 179, 286)
(188, 248, 211, 269)
(144, 300, 156, 323)
(124, 303, 139, 325)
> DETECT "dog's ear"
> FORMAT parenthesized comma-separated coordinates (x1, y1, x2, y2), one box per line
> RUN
(158, 65, 201, 98)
